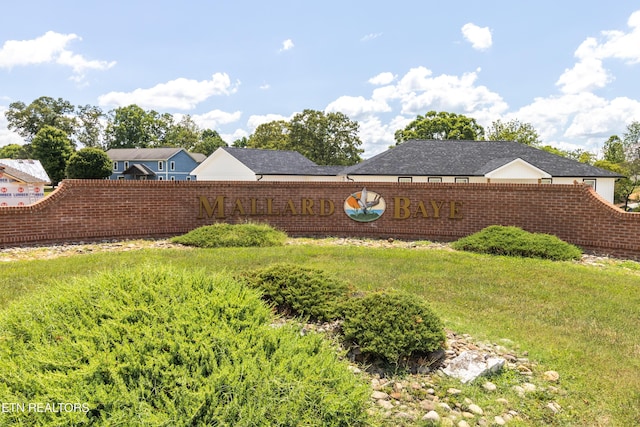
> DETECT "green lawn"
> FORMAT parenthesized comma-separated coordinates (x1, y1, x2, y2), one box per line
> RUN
(1, 243, 639, 425)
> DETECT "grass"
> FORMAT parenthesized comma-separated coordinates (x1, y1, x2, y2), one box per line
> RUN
(1, 243, 640, 425)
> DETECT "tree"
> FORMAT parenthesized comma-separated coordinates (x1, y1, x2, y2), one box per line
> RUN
(485, 119, 541, 146)
(76, 105, 106, 148)
(163, 115, 200, 149)
(394, 111, 485, 144)
(0, 144, 29, 159)
(66, 148, 113, 179)
(288, 110, 363, 166)
(623, 121, 640, 161)
(247, 120, 290, 150)
(602, 135, 626, 163)
(232, 136, 249, 148)
(31, 125, 74, 185)
(247, 110, 363, 166)
(104, 105, 173, 149)
(191, 129, 227, 156)
(4, 96, 76, 142)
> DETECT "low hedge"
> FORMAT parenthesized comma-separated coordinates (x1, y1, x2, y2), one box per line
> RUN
(247, 263, 351, 321)
(0, 265, 370, 426)
(342, 290, 446, 363)
(170, 223, 287, 248)
(451, 225, 583, 261)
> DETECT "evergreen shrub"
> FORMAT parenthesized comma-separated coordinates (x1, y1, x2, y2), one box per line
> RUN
(0, 265, 369, 426)
(170, 222, 287, 248)
(342, 290, 445, 362)
(451, 225, 583, 261)
(247, 263, 351, 321)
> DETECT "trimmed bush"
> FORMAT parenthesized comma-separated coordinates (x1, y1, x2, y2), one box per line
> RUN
(0, 265, 370, 426)
(247, 263, 351, 321)
(451, 225, 583, 261)
(342, 290, 445, 362)
(170, 222, 287, 248)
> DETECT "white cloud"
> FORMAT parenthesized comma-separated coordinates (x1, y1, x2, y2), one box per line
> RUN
(97, 73, 239, 110)
(279, 39, 294, 52)
(0, 31, 115, 81)
(246, 113, 292, 131)
(461, 23, 492, 51)
(0, 105, 24, 146)
(192, 109, 242, 130)
(557, 10, 640, 94)
(361, 33, 382, 42)
(259, 83, 271, 90)
(325, 95, 391, 117)
(368, 72, 396, 85)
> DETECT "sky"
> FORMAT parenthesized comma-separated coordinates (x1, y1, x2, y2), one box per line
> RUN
(1, 1, 640, 158)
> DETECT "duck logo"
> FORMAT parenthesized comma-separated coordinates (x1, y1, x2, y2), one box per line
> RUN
(344, 187, 386, 222)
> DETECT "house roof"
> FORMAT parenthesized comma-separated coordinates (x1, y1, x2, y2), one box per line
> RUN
(221, 147, 341, 175)
(0, 159, 51, 183)
(107, 147, 204, 163)
(122, 163, 156, 176)
(341, 140, 623, 178)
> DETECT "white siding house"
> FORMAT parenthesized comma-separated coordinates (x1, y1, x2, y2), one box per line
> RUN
(0, 159, 51, 207)
(192, 141, 622, 204)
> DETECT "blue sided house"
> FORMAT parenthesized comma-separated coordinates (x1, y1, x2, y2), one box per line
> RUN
(107, 148, 206, 181)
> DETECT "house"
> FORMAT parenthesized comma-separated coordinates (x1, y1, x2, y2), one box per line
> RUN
(191, 140, 623, 203)
(190, 147, 344, 182)
(340, 140, 623, 203)
(0, 159, 51, 207)
(107, 148, 206, 181)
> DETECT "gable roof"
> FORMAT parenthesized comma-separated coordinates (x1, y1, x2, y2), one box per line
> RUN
(0, 159, 51, 183)
(341, 140, 623, 178)
(107, 147, 204, 163)
(220, 147, 341, 175)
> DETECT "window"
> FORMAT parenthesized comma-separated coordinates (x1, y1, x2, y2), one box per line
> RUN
(540, 178, 552, 184)
(158, 176, 163, 181)
(583, 179, 596, 189)
(427, 177, 442, 183)
(186, 176, 192, 181)
(170, 161, 175, 171)
(170, 176, 176, 181)
(455, 177, 469, 183)
(117, 176, 125, 180)
(113, 162, 118, 171)
(124, 161, 129, 170)
(398, 177, 412, 183)
(158, 161, 164, 171)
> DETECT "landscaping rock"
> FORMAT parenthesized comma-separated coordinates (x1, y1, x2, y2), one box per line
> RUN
(443, 350, 505, 383)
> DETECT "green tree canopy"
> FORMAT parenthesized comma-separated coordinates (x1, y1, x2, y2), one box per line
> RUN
(76, 105, 106, 148)
(602, 135, 626, 163)
(31, 125, 75, 185)
(394, 111, 485, 144)
(4, 96, 76, 142)
(104, 105, 173, 149)
(623, 121, 640, 161)
(247, 120, 290, 150)
(485, 119, 541, 146)
(247, 110, 363, 166)
(190, 129, 228, 156)
(0, 144, 29, 159)
(65, 148, 112, 179)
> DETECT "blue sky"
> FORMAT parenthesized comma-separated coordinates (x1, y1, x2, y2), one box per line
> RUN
(1, 1, 639, 158)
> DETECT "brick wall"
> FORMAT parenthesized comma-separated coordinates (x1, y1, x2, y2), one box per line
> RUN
(1, 179, 639, 260)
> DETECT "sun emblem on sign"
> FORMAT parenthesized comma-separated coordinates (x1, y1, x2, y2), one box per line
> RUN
(344, 187, 386, 222)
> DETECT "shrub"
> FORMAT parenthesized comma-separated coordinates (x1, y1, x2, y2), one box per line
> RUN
(451, 225, 583, 261)
(247, 263, 351, 321)
(342, 290, 445, 362)
(170, 222, 287, 248)
(0, 265, 370, 426)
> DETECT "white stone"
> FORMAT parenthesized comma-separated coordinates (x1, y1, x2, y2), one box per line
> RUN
(468, 404, 484, 415)
(483, 381, 497, 392)
(458, 420, 471, 427)
(377, 399, 394, 410)
(371, 391, 389, 400)
(423, 410, 440, 422)
(494, 415, 506, 425)
(442, 351, 505, 383)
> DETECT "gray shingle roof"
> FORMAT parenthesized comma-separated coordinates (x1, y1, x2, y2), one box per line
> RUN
(342, 140, 623, 178)
(107, 147, 183, 161)
(222, 147, 340, 175)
